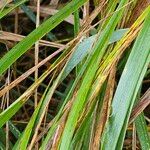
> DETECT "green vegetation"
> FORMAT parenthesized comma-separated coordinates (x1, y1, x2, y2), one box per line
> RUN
(0, 0, 150, 149)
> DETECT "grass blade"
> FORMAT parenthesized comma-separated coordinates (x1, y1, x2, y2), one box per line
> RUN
(135, 113, 150, 150)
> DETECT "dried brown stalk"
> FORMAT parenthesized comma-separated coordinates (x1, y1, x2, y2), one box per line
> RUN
(130, 88, 150, 124)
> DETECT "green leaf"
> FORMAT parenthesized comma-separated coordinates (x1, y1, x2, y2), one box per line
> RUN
(135, 113, 150, 150)
(134, 89, 150, 150)
(74, 9, 80, 36)
(62, 29, 128, 80)
(8, 121, 21, 139)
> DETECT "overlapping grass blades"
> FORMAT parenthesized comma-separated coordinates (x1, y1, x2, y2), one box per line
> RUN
(0, 0, 149, 149)
(0, 0, 88, 76)
(101, 8, 150, 150)
(0, 29, 128, 149)
(0, 28, 127, 129)
(59, 0, 129, 149)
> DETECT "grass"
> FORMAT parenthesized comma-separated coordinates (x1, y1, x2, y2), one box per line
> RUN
(0, 0, 150, 149)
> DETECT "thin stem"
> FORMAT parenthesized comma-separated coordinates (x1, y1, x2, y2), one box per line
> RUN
(35, 0, 40, 108)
